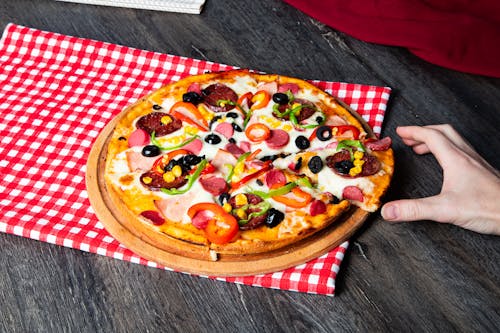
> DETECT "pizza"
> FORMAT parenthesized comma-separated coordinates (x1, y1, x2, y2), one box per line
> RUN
(103, 69, 393, 261)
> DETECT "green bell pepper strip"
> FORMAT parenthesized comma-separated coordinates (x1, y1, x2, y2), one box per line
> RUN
(151, 132, 199, 151)
(336, 139, 366, 160)
(217, 99, 247, 115)
(225, 152, 250, 183)
(250, 181, 297, 199)
(295, 176, 314, 189)
(236, 201, 272, 226)
(160, 159, 207, 195)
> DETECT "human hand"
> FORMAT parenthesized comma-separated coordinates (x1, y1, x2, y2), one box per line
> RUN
(381, 125, 500, 235)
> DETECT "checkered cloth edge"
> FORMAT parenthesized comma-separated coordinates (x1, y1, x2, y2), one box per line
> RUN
(0, 23, 391, 296)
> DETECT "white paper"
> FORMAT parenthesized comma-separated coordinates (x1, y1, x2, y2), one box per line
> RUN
(56, 0, 206, 14)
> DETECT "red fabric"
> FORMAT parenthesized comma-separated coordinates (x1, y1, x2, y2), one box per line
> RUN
(284, 0, 500, 77)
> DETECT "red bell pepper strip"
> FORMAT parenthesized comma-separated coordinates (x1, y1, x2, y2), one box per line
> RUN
(245, 123, 271, 142)
(187, 203, 239, 244)
(250, 90, 271, 110)
(273, 187, 313, 208)
(237, 92, 253, 109)
(230, 160, 272, 191)
(170, 101, 209, 131)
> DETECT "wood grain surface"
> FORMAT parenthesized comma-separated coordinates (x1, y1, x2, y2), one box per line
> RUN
(1, 0, 499, 332)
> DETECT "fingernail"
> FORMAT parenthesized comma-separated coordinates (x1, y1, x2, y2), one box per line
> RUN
(382, 204, 398, 220)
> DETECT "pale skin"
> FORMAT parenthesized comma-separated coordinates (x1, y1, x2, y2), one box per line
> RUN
(381, 125, 500, 235)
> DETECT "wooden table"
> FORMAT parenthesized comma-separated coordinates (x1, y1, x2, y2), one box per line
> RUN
(1, 1, 498, 331)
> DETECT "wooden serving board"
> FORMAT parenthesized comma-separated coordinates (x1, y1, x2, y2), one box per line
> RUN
(86, 105, 371, 277)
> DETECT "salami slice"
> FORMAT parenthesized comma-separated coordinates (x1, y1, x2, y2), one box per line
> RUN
(265, 129, 290, 149)
(202, 84, 238, 112)
(342, 186, 364, 202)
(365, 136, 392, 151)
(200, 176, 228, 196)
(140, 170, 187, 191)
(136, 112, 182, 137)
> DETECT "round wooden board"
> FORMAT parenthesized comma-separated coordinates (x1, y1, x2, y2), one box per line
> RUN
(86, 103, 372, 277)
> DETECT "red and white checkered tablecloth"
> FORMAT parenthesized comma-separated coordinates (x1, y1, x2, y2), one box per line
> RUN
(0, 23, 391, 296)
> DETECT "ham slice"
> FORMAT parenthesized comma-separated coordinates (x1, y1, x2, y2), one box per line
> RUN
(258, 81, 278, 95)
(126, 151, 157, 171)
(154, 194, 195, 223)
(211, 149, 237, 177)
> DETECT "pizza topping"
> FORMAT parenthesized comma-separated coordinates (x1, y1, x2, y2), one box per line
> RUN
(181, 138, 203, 155)
(227, 194, 271, 230)
(236, 92, 254, 110)
(199, 176, 228, 196)
(308, 155, 324, 174)
(364, 136, 392, 151)
(265, 129, 290, 149)
(128, 129, 151, 147)
(225, 143, 245, 157)
(182, 91, 203, 104)
(250, 90, 271, 110)
(314, 125, 333, 141)
(140, 170, 188, 190)
(310, 200, 327, 216)
(265, 169, 287, 189)
(278, 83, 299, 94)
(326, 147, 380, 177)
(187, 203, 239, 244)
(136, 112, 182, 136)
(150, 132, 200, 152)
(140, 210, 165, 226)
(187, 82, 202, 94)
(161, 159, 208, 195)
(295, 135, 310, 150)
(141, 145, 161, 158)
(342, 186, 364, 202)
(273, 187, 313, 208)
(230, 160, 272, 191)
(245, 123, 271, 142)
(272, 92, 289, 105)
(204, 133, 222, 145)
(169, 102, 209, 131)
(265, 208, 285, 228)
(309, 125, 361, 142)
(202, 84, 238, 112)
(257, 81, 278, 95)
(214, 122, 234, 139)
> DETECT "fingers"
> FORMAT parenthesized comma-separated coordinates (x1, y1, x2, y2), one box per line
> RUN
(395, 126, 459, 168)
(381, 196, 445, 223)
(424, 124, 479, 157)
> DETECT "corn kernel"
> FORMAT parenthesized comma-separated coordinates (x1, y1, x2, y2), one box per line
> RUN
(282, 124, 293, 132)
(353, 151, 364, 160)
(353, 159, 365, 167)
(234, 161, 245, 175)
(235, 193, 248, 206)
(235, 208, 247, 220)
(349, 166, 362, 177)
(184, 125, 199, 135)
(198, 104, 214, 122)
(163, 172, 175, 183)
(161, 115, 172, 125)
(142, 176, 152, 184)
(223, 203, 232, 213)
(171, 165, 183, 177)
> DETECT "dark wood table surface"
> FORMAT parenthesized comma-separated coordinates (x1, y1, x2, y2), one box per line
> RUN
(1, 0, 499, 332)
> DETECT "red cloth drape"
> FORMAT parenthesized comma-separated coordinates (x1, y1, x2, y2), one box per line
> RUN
(284, 0, 500, 77)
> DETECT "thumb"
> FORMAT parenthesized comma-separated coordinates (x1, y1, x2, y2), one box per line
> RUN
(381, 196, 442, 222)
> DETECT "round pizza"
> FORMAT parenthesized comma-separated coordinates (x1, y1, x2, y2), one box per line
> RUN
(103, 69, 393, 261)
